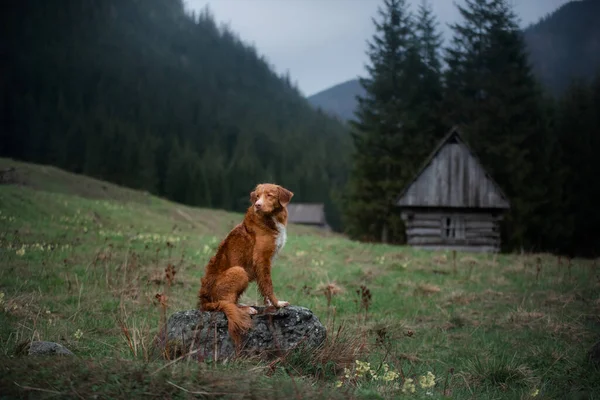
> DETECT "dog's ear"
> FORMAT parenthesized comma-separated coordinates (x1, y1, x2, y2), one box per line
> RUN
(277, 186, 294, 207)
(250, 184, 262, 203)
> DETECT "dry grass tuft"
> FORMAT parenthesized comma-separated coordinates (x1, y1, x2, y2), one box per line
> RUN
(147, 269, 165, 285)
(117, 316, 153, 362)
(484, 254, 499, 267)
(507, 309, 546, 324)
(389, 252, 408, 261)
(445, 291, 475, 305)
(433, 253, 448, 264)
(460, 256, 479, 265)
(480, 289, 511, 300)
(316, 281, 345, 308)
(359, 266, 387, 282)
(366, 319, 409, 344)
(489, 275, 509, 286)
(315, 322, 369, 371)
(543, 291, 575, 306)
(398, 352, 420, 363)
(3, 292, 41, 320)
(547, 321, 588, 341)
(315, 282, 344, 296)
(415, 283, 441, 296)
(459, 354, 538, 390)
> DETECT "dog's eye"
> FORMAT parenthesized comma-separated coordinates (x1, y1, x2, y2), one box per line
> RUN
(267, 194, 274, 198)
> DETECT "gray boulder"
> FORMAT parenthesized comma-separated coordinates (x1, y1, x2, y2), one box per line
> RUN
(160, 305, 327, 361)
(26, 341, 74, 356)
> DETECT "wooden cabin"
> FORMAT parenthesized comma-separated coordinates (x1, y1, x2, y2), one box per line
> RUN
(395, 127, 510, 253)
(287, 203, 331, 230)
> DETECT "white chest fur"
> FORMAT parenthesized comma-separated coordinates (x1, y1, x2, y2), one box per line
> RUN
(272, 220, 287, 262)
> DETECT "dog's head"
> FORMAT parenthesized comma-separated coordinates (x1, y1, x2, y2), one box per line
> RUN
(250, 183, 294, 215)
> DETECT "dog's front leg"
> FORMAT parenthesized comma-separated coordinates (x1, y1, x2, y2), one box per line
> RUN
(254, 251, 289, 308)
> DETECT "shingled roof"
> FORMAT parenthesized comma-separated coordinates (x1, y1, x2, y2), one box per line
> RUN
(287, 203, 327, 225)
(395, 126, 511, 210)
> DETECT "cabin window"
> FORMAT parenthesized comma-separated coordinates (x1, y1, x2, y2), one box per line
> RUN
(441, 216, 465, 240)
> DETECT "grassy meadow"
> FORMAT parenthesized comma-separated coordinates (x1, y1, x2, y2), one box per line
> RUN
(0, 157, 599, 399)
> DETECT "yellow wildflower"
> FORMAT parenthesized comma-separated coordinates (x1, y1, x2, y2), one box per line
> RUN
(531, 388, 539, 397)
(402, 378, 416, 393)
(418, 371, 436, 389)
(74, 329, 84, 339)
(344, 367, 352, 379)
(355, 360, 371, 377)
(16, 247, 25, 256)
(335, 381, 343, 388)
(382, 370, 399, 382)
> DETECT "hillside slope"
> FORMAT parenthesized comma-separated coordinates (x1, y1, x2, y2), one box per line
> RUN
(0, 157, 333, 238)
(1, 0, 351, 229)
(309, 0, 600, 121)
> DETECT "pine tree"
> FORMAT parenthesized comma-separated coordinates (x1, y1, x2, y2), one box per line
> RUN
(588, 71, 600, 256)
(526, 93, 567, 253)
(137, 134, 159, 194)
(413, 0, 445, 155)
(555, 74, 600, 256)
(443, 0, 546, 250)
(342, 0, 418, 243)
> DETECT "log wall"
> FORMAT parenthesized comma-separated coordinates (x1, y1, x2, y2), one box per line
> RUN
(402, 209, 502, 253)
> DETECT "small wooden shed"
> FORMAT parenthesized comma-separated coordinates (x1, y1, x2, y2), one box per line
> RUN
(287, 203, 331, 230)
(395, 127, 510, 253)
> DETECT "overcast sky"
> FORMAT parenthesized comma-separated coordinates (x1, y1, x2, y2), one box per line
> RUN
(184, 0, 572, 97)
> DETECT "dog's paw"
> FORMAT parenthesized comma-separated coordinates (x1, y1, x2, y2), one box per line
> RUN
(238, 305, 258, 315)
(276, 300, 290, 308)
(246, 307, 258, 315)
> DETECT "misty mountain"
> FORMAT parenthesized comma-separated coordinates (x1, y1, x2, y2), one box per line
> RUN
(308, 0, 600, 121)
(307, 79, 366, 123)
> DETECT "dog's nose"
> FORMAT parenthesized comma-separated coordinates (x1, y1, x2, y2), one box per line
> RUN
(255, 203, 262, 209)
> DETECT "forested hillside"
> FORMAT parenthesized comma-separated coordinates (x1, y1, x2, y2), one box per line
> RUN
(1, 0, 351, 228)
(524, 0, 600, 95)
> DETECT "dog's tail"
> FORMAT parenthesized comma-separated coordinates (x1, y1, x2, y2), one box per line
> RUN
(202, 301, 252, 347)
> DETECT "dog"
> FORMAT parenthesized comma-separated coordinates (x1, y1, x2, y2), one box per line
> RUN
(197, 183, 294, 349)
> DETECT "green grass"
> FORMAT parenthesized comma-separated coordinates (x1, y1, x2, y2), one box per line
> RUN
(1, 157, 599, 399)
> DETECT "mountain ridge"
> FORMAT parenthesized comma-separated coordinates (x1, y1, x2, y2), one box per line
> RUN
(307, 79, 366, 123)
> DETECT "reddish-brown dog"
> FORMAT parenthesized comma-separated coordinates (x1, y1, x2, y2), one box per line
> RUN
(197, 183, 294, 349)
